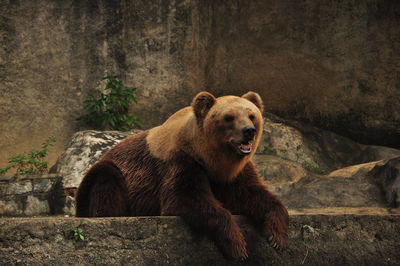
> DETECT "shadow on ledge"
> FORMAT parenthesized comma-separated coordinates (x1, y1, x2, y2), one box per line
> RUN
(0, 215, 399, 265)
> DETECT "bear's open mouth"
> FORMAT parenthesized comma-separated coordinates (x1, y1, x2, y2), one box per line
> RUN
(231, 141, 253, 156)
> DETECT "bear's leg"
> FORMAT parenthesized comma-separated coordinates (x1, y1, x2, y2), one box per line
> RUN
(75, 160, 129, 217)
(215, 162, 289, 250)
(159, 160, 248, 261)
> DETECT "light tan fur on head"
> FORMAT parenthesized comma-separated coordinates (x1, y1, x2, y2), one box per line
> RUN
(147, 91, 264, 183)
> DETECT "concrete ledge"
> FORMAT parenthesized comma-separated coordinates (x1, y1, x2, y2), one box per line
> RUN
(1, 215, 399, 265)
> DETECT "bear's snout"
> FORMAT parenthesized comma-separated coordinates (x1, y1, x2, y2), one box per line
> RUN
(242, 126, 256, 141)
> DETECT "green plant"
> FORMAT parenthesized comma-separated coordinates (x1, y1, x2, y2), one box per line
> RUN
(72, 221, 88, 241)
(0, 136, 56, 176)
(80, 75, 141, 131)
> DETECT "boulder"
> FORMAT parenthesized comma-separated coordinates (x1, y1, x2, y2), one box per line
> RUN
(50, 130, 141, 188)
(260, 113, 400, 174)
(256, 155, 400, 209)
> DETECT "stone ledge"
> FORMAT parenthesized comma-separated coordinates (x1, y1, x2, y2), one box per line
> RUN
(0, 215, 399, 265)
(0, 174, 61, 182)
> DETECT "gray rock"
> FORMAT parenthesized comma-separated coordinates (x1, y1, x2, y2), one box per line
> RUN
(0, 199, 21, 216)
(257, 155, 400, 209)
(24, 195, 49, 216)
(260, 117, 322, 172)
(260, 114, 400, 174)
(255, 115, 400, 209)
(253, 154, 308, 196)
(50, 130, 141, 188)
(32, 178, 53, 193)
(6, 181, 32, 195)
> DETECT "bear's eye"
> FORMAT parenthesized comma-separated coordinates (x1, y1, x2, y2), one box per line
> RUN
(249, 114, 255, 121)
(224, 115, 235, 122)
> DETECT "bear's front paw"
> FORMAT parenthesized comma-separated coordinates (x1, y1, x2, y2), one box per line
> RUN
(264, 205, 289, 250)
(217, 232, 248, 261)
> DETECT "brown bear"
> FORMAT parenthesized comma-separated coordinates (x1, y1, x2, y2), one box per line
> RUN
(76, 91, 289, 260)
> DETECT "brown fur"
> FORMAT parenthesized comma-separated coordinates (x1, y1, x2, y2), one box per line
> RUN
(76, 92, 289, 260)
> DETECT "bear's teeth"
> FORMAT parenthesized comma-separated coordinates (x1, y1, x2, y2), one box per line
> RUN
(239, 144, 252, 152)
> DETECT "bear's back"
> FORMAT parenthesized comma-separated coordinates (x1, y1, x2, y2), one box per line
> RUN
(102, 131, 166, 215)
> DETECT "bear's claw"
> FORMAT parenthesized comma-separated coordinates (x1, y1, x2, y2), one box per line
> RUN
(219, 235, 248, 261)
(267, 235, 282, 250)
(240, 252, 249, 261)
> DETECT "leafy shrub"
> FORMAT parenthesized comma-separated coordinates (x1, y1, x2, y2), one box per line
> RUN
(80, 75, 141, 131)
(0, 136, 56, 176)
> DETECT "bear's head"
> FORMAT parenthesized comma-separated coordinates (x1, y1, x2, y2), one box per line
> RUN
(192, 91, 264, 160)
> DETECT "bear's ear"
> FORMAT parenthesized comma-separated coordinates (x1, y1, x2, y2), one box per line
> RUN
(242, 91, 264, 112)
(192, 91, 216, 123)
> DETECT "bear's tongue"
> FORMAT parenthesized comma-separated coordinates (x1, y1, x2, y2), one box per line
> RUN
(239, 143, 252, 153)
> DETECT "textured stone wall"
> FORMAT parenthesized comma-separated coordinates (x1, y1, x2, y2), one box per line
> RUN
(0, 174, 64, 216)
(1, 0, 399, 169)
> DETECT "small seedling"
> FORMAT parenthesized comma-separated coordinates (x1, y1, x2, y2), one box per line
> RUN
(300, 224, 318, 264)
(72, 221, 88, 241)
(302, 224, 315, 233)
(301, 224, 319, 241)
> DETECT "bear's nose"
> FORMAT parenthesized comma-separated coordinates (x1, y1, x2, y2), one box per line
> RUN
(242, 126, 256, 140)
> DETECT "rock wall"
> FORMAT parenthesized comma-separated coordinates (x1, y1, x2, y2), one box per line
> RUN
(1, 0, 399, 169)
(0, 174, 64, 216)
(1, 215, 399, 265)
